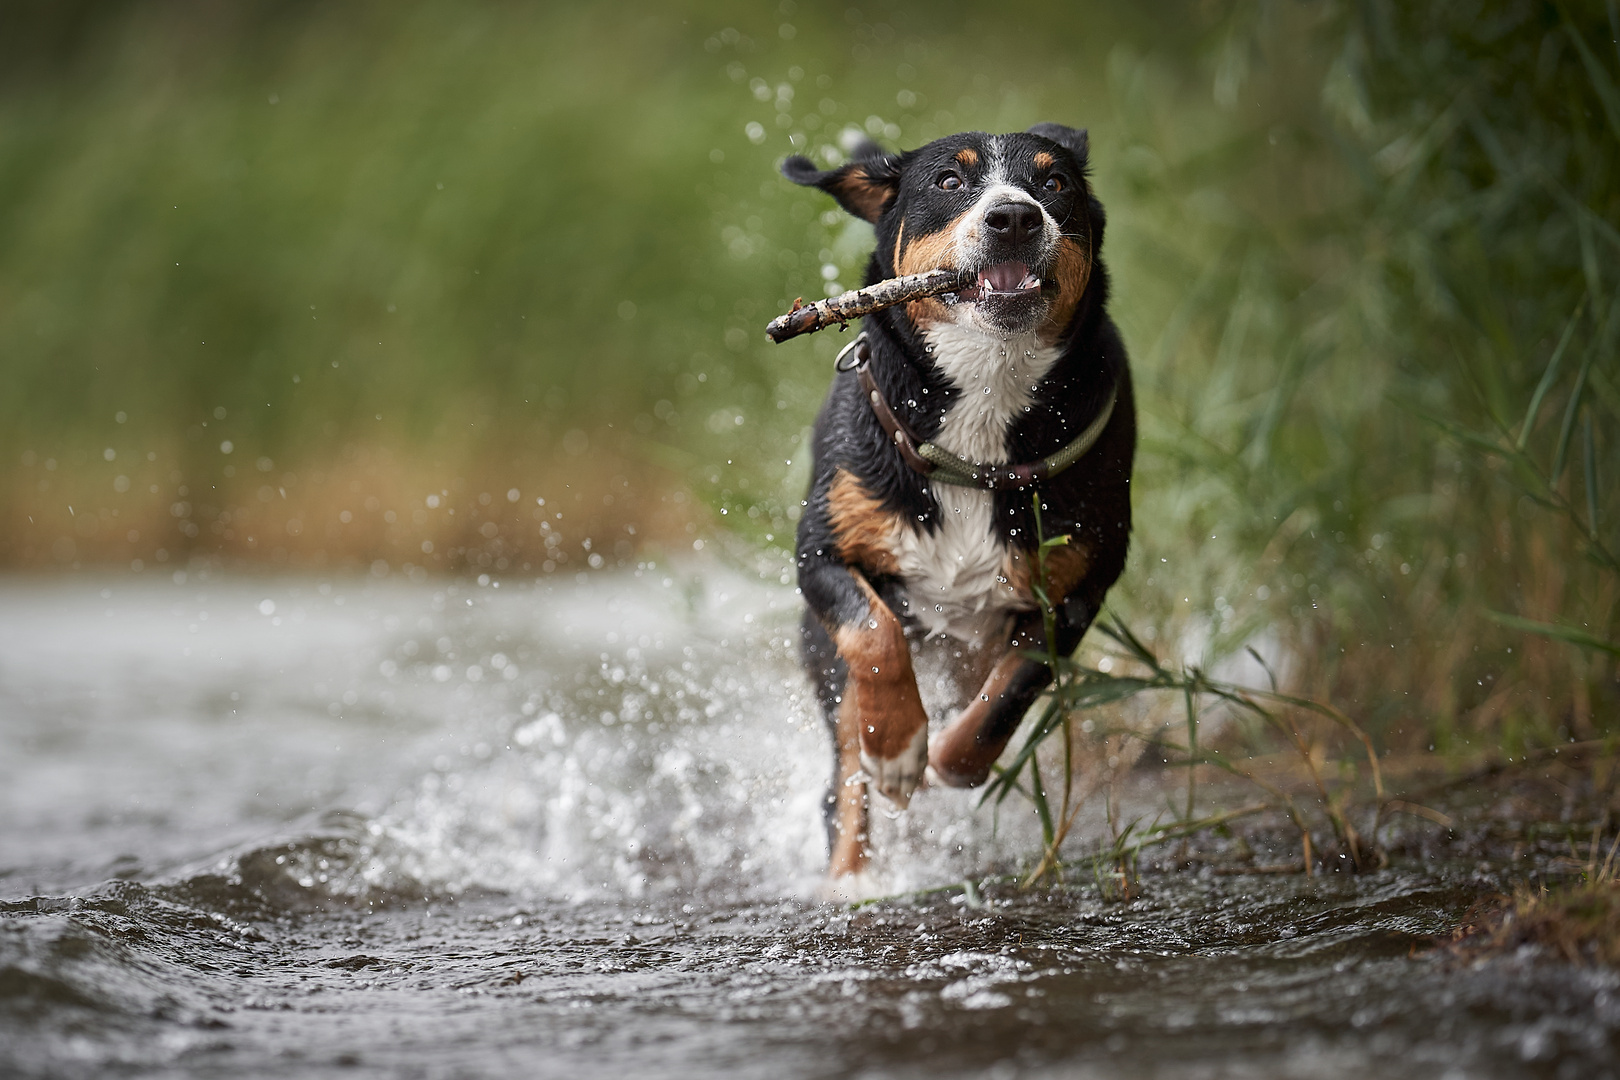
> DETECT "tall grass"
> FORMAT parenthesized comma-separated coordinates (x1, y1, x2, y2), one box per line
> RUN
(1101, 0, 1619, 763)
(0, 0, 1186, 573)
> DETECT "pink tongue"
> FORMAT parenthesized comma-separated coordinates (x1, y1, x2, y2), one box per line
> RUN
(980, 261, 1029, 292)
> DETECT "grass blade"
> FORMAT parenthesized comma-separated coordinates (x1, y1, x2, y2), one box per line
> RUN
(1517, 295, 1586, 450)
(1183, 681, 1198, 820)
(1207, 682, 1386, 802)
(1583, 409, 1599, 539)
(1028, 753, 1055, 849)
(1560, 3, 1620, 144)
(1552, 340, 1597, 483)
(1486, 611, 1620, 657)
(979, 696, 1064, 808)
(1096, 617, 1164, 673)
(1245, 645, 1279, 692)
(1611, 0, 1620, 68)
(1408, 406, 1518, 459)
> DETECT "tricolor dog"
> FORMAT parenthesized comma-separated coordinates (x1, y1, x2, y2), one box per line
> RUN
(784, 125, 1136, 878)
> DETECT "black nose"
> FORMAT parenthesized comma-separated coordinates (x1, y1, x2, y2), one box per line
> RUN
(983, 202, 1043, 245)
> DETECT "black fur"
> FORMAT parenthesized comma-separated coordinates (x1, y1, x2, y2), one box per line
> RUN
(783, 127, 1137, 860)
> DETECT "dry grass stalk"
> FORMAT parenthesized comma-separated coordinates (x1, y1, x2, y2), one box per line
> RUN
(1456, 830, 1620, 966)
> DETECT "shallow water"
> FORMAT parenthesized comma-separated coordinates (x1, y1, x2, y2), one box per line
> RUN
(2, 570, 1616, 1079)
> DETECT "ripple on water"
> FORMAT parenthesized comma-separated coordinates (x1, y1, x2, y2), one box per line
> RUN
(2, 573, 1618, 1078)
(5, 873, 1619, 1079)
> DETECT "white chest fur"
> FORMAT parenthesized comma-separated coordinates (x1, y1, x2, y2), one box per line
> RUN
(893, 324, 1062, 642)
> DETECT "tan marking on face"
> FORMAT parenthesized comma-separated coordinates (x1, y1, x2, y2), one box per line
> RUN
(828, 469, 901, 575)
(1039, 233, 1092, 342)
(895, 213, 971, 328)
(1032, 151, 1055, 169)
(954, 147, 980, 167)
(834, 164, 894, 223)
(832, 570, 929, 761)
(903, 296, 949, 327)
(895, 222, 958, 276)
(900, 213, 959, 325)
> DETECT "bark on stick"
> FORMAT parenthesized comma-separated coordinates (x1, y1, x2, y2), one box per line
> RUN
(765, 268, 975, 343)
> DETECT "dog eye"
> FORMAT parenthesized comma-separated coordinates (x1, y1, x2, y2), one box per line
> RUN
(937, 172, 962, 192)
(1043, 175, 1065, 194)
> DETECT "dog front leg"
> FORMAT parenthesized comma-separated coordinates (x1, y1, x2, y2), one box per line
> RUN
(827, 679, 871, 877)
(801, 559, 930, 814)
(929, 606, 1091, 788)
(928, 653, 1051, 788)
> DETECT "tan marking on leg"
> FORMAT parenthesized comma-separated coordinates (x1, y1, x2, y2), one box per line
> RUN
(828, 684, 870, 876)
(943, 637, 1006, 713)
(1002, 542, 1091, 605)
(1032, 150, 1055, 169)
(833, 570, 930, 806)
(1039, 234, 1091, 342)
(930, 546, 1092, 788)
(827, 469, 901, 576)
(928, 650, 1028, 787)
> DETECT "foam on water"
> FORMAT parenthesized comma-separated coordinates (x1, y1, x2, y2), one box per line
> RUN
(378, 568, 1053, 902)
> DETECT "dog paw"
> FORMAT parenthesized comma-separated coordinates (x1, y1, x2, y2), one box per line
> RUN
(815, 868, 887, 905)
(860, 723, 929, 809)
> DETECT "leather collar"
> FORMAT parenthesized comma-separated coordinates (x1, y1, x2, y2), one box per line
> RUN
(835, 332, 1115, 491)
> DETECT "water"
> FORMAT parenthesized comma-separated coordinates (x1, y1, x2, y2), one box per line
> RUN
(2, 570, 1616, 1079)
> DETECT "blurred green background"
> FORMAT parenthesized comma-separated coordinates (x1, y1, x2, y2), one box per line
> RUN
(1, 0, 1616, 756)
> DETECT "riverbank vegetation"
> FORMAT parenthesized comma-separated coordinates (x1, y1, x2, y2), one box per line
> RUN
(1, 1, 1614, 829)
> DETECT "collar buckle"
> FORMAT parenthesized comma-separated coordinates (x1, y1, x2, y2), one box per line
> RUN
(834, 332, 870, 373)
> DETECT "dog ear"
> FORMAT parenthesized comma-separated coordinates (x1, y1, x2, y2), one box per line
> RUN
(1027, 123, 1089, 164)
(781, 148, 902, 224)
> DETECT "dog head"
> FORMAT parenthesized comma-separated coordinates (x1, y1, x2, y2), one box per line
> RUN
(783, 125, 1102, 339)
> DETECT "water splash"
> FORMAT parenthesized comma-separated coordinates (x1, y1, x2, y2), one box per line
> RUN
(0, 569, 1044, 909)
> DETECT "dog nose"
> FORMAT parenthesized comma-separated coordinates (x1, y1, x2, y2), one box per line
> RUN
(983, 202, 1043, 245)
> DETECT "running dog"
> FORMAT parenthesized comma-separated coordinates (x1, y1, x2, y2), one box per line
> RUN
(785, 125, 1136, 878)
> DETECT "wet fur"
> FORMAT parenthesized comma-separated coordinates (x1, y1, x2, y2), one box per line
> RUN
(786, 127, 1136, 877)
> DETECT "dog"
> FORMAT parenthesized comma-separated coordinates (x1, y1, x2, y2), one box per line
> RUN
(784, 124, 1136, 879)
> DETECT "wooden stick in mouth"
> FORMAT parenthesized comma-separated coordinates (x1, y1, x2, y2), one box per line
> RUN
(765, 267, 976, 343)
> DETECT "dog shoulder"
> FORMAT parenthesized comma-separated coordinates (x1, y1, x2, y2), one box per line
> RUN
(824, 467, 903, 576)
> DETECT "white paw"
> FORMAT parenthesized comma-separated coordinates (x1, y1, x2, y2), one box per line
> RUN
(860, 724, 929, 809)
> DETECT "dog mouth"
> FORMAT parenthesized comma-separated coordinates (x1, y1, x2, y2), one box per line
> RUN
(950, 261, 1043, 303)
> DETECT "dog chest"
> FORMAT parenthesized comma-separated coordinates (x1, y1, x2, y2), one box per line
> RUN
(893, 484, 1024, 642)
(892, 324, 1063, 642)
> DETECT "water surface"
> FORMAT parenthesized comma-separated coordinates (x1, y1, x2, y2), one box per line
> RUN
(2, 571, 1614, 1078)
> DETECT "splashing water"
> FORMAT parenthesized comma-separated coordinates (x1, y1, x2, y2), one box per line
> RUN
(3, 572, 1616, 1079)
(0, 566, 1041, 907)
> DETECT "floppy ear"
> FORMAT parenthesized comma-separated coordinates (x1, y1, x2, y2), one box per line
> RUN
(781, 149, 902, 223)
(1027, 123, 1089, 164)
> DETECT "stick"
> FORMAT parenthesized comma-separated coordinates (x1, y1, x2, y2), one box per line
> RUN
(765, 268, 975, 343)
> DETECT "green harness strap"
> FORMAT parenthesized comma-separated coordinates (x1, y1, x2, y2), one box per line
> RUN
(915, 384, 1118, 488)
